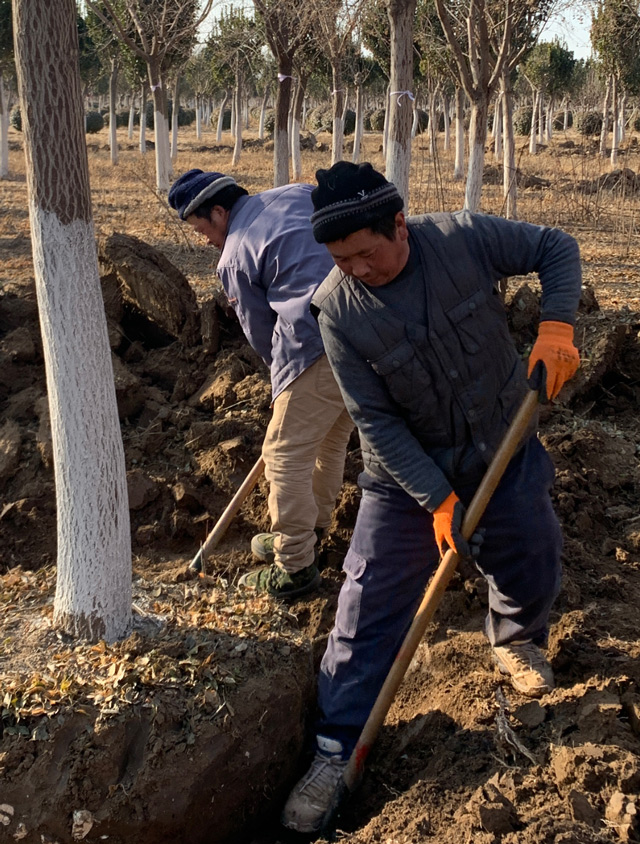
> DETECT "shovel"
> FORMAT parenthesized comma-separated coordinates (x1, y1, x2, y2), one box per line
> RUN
(190, 456, 265, 574)
(319, 389, 540, 833)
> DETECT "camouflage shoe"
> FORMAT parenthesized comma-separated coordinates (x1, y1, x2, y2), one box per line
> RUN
(251, 528, 327, 565)
(238, 562, 321, 599)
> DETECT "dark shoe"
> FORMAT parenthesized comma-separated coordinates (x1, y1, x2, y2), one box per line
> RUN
(251, 528, 327, 564)
(493, 640, 554, 697)
(238, 562, 321, 599)
(281, 737, 347, 833)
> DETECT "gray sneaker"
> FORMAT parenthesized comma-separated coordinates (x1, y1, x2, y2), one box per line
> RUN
(281, 737, 347, 833)
(493, 640, 554, 697)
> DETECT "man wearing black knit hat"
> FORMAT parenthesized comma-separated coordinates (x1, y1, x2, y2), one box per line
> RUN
(281, 161, 581, 833)
(168, 170, 353, 598)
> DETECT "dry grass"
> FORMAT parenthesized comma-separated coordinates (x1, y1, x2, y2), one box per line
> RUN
(2, 121, 640, 306)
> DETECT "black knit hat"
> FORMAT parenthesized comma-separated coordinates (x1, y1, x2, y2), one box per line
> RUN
(310, 162, 404, 243)
(168, 169, 239, 220)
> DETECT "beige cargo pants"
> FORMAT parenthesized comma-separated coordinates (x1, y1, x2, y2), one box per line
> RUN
(262, 354, 354, 573)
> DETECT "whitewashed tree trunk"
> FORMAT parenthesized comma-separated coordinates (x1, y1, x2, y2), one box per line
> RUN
(217, 90, 229, 142)
(537, 94, 543, 144)
(600, 75, 611, 158)
(0, 72, 9, 179)
(149, 71, 170, 192)
(464, 94, 489, 212)
(331, 67, 345, 165)
(529, 90, 538, 155)
(385, 0, 417, 206)
(127, 97, 134, 140)
(493, 93, 502, 161)
(258, 84, 269, 140)
(501, 69, 517, 220)
(13, 0, 131, 642)
(232, 79, 242, 166)
(109, 58, 119, 165)
(611, 77, 619, 168)
(563, 100, 569, 131)
(230, 88, 236, 139)
(170, 74, 180, 163)
(139, 83, 147, 154)
(619, 92, 626, 142)
(195, 92, 202, 139)
(545, 98, 553, 142)
(428, 90, 438, 156)
(411, 101, 418, 139)
(352, 75, 364, 163)
(442, 90, 450, 152)
(302, 95, 309, 129)
(454, 85, 465, 181)
(382, 84, 390, 158)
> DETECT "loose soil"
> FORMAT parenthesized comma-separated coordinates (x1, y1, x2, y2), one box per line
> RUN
(1, 126, 640, 844)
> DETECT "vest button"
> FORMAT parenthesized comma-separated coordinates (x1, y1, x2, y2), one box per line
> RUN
(468, 409, 475, 419)
(469, 302, 476, 311)
(393, 359, 399, 366)
(450, 369, 458, 378)
(479, 442, 487, 451)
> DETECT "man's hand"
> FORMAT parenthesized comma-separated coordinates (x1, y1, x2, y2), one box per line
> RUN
(433, 492, 484, 560)
(528, 320, 579, 401)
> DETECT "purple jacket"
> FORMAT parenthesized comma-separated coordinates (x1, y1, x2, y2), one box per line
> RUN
(216, 184, 334, 398)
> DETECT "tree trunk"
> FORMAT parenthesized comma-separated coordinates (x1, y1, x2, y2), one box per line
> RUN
(501, 69, 517, 220)
(216, 89, 229, 142)
(127, 96, 135, 140)
(610, 76, 619, 168)
(273, 60, 293, 187)
(382, 84, 390, 158)
(493, 92, 502, 161)
(231, 69, 243, 167)
(13, 0, 131, 642)
(537, 94, 543, 144)
(352, 76, 364, 163)
(529, 89, 538, 155)
(291, 73, 307, 180)
(139, 82, 147, 154)
(331, 65, 345, 165)
(453, 85, 464, 181)
(258, 83, 270, 140)
(385, 0, 417, 206)
(195, 92, 202, 139)
(0, 72, 9, 179)
(600, 75, 611, 158)
(464, 92, 489, 212)
(148, 63, 170, 192)
(109, 57, 119, 165)
(545, 98, 553, 142)
(442, 90, 450, 152)
(171, 73, 180, 163)
(619, 91, 626, 143)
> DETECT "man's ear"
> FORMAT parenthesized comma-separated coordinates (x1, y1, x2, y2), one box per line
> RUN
(396, 211, 409, 241)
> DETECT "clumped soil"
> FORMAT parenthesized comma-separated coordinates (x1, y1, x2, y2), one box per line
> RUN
(1, 131, 640, 844)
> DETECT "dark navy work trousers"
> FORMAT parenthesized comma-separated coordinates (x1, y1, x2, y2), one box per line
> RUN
(317, 436, 562, 754)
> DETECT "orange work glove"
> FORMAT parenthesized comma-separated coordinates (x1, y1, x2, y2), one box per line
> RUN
(527, 320, 579, 401)
(432, 492, 484, 560)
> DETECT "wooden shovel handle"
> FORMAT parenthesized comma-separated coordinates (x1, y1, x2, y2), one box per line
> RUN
(191, 456, 265, 573)
(343, 389, 539, 789)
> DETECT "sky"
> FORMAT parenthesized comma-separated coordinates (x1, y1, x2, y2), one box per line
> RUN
(541, 3, 593, 60)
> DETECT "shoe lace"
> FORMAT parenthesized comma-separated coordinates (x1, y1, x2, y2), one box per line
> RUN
(508, 642, 546, 671)
(298, 755, 346, 800)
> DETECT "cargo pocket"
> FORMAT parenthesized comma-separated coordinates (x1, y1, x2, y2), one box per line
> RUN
(369, 338, 427, 406)
(338, 551, 368, 638)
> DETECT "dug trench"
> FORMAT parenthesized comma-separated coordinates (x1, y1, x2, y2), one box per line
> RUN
(1, 235, 640, 844)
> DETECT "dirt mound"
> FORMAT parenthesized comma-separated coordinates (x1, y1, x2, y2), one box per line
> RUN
(578, 167, 640, 196)
(2, 236, 640, 844)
